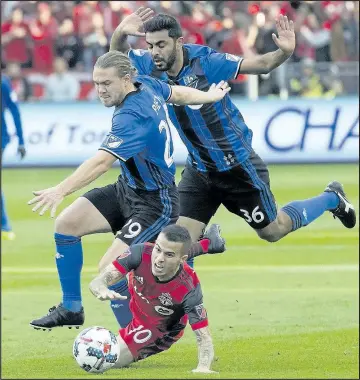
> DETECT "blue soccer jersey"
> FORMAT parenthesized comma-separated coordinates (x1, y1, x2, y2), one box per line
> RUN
(99, 75, 176, 191)
(129, 44, 252, 172)
(1, 75, 24, 148)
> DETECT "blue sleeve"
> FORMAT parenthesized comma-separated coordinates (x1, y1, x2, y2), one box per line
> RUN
(128, 49, 151, 75)
(202, 52, 243, 83)
(2, 79, 24, 145)
(99, 111, 148, 161)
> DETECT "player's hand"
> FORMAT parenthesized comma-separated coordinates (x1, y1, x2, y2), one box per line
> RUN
(118, 7, 154, 37)
(272, 14, 295, 56)
(191, 368, 218, 374)
(207, 81, 231, 102)
(27, 186, 65, 217)
(89, 284, 128, 301)
(95, 289, 127, 301)
(17, 145, 26, 160)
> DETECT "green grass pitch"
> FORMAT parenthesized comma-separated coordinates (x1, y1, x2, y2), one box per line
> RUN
(1, 164, 359, 379)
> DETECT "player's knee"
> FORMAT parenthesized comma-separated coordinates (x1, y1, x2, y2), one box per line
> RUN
(54, 211, 81, 236)
(261, 234, 281, 243)
(256, 216, 286, 243)
(257, 230, 281, 243)
(112, 336, 134, 369)
(176, 216, 205, 242)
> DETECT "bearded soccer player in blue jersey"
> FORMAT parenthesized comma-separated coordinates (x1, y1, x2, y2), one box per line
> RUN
(1, 75, 26, 240)
(28, 51, 227, 330)
(110, 8, 356, 246)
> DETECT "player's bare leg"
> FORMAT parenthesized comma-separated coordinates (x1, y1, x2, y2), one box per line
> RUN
(30, 197, 113, 331)
(176, 217, 206, 268)
(99, 222, 226, 272)
(176, 216, 205, 242)
(113, 335, 134, 369)
(255, 211, 293, 242)
(177, 217, 226, 256)
(99, 237, 132, 328)
(99, 238, 129, 272)
(256, 181, 356, 243)
(55, 197, 112, 236)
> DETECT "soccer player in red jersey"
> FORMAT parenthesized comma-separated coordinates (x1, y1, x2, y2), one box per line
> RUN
(89, 224, 216, 374)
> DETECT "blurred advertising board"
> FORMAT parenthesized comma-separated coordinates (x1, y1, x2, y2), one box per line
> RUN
(3, 97, 358, 167)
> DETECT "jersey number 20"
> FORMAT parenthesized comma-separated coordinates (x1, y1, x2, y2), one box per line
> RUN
(158, 105, 174, 167)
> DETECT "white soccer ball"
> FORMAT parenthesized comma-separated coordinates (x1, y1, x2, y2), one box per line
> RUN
(73, 326, 119, 374)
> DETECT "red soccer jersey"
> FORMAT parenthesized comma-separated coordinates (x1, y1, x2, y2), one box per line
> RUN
(112, 243, 208, 334)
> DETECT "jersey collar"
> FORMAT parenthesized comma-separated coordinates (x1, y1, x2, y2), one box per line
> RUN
(154, 264, 183, 284)
(114, 82, 141, 110)
(168, 46, 190, 82)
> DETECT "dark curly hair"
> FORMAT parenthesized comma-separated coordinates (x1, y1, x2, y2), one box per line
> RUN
(144, 14, 182, 39)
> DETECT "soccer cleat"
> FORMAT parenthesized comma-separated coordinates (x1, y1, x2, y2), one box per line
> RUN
(203, 224, 226, 253)
(325, 181, 356, 228)
(29, 304, 84, 330)
(2, 230, 16, 241)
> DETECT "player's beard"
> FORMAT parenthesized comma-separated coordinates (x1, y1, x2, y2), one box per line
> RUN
(155, 46, 177, 72)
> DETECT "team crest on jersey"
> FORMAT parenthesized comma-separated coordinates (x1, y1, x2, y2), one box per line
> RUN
(132, 49, 147, 56)
(183, 75, 203, 109)
(195, 304, 207, 319)
(225, 53, 240, 62)
(183, 74, 198, 87)
(106, 134, 123, 149)
(158, 292, 173, 306)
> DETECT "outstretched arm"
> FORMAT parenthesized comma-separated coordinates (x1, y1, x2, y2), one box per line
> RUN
(89, 263, 127, 301)
(109, 7, 154, 53)
(27, 150, 116, 217)
(192, 327, 216, 374)
(168, 81, 231, 105)
(239, 15, 295, 75)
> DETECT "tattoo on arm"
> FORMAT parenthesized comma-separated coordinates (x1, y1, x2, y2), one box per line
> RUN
(102, 266, 123, 285)
(194, 327, 214, 369)
(89, 264, 124, 297)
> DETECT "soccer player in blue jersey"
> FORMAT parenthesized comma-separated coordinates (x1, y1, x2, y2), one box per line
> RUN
(28, 51, 228, 330)
(110, 8, 356, 247)
(1, 75, 26, 240)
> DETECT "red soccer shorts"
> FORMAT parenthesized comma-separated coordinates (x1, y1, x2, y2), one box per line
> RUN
(119, 316, 186, 361)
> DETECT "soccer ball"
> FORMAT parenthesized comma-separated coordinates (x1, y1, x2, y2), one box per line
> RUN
(73, 326, 119, 374)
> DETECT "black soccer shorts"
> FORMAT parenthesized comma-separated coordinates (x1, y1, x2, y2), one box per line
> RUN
(178, 150, 277, 230)
(83, 177, 179, 245)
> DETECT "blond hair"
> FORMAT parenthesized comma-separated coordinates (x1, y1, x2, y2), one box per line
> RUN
(94, 51, 137, 78)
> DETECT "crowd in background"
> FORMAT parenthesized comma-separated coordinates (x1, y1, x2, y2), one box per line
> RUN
(1, 0, 359, 101)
